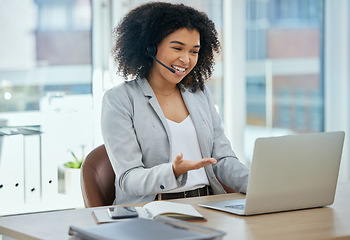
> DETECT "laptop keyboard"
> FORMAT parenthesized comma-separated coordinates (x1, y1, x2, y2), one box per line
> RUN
(224, 204, 245, 210)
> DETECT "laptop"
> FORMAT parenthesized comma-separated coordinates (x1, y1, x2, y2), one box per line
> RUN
(199, 131, 345, 216)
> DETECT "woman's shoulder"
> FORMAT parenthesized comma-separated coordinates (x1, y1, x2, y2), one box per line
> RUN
(104, 79, 141, 97)
(102, 80, 137, 107)
(103, 78, 152, 108)
(107, 79, 138, 92)
(184, 84, 211, 99)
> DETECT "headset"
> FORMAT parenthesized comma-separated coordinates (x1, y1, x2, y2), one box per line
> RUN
(146, 45, 175, 73)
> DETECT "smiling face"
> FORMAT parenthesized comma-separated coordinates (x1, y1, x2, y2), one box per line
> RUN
(148, 28, 200, 88)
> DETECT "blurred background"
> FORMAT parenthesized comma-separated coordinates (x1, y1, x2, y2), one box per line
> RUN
(0, 0, 349, 215)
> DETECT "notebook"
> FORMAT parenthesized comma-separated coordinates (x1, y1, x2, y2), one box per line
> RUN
(69, 216, 226, 240)
(199, 131, 345, 216)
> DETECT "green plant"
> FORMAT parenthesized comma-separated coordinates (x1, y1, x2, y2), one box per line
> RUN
(64, 147, 85, 169)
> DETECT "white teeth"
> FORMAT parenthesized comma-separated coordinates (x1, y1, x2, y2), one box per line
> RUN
(172, 65, 186, 72)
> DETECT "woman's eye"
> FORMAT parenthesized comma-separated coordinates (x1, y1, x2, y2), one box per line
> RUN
(191, 50, 199, 54)
(173, 47, 181, 51)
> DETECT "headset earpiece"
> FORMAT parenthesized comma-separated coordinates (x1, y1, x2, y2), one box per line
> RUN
(146, 45, 157, 57)
(146, 45, 175, 73)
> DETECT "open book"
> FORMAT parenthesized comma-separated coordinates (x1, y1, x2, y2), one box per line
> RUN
(92, 201, 205, 224)
(136, 201, 205, 221)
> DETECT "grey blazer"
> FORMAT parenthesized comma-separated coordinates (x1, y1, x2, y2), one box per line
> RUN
(101, 77, 249, 204)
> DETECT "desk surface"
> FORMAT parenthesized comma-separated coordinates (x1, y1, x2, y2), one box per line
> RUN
(1, 181, 350, 240)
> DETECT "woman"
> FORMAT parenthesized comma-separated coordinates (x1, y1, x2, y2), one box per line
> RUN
(101, 2, 249, 205)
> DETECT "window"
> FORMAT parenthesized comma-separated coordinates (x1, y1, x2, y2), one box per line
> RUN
(246, 0, 323, 132)
(243, 0, 324, 164)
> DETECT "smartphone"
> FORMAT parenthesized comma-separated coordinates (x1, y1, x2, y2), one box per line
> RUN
(107, 206, 138, 219)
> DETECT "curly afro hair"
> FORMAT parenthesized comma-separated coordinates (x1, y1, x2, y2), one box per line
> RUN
(112, 2, 221, 92)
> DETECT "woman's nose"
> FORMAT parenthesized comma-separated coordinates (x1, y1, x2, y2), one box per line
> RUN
(179, 52, 190, 64)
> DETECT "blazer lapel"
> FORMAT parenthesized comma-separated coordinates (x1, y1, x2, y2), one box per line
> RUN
(181, 89, 210, 158)
(136, 78, 173, 149)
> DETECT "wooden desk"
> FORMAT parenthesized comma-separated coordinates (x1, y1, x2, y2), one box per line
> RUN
(1, 181, 350, 240)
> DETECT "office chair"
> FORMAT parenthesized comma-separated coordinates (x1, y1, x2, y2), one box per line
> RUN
(80, 144, 116, 207)
(217, 179, 236, 193)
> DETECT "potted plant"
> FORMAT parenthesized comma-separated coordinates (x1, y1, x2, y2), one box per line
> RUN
(64, 146, 85, 198)
(64, 150, 84, 169)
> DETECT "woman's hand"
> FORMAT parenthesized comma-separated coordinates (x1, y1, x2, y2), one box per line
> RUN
(172, 153, 217, 178)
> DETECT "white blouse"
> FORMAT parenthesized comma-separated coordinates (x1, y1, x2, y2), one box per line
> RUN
(165, 115, 209, 192)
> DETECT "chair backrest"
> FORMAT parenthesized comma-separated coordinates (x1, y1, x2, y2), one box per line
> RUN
(81, 144, 115, 207)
